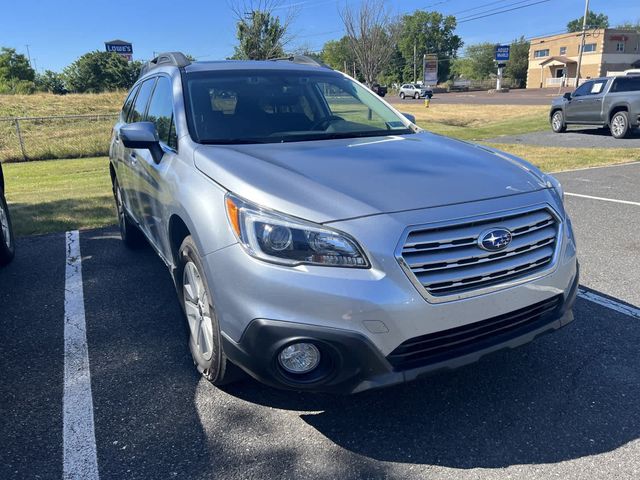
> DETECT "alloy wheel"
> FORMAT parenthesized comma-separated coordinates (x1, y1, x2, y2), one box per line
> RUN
(182, 261, 214, 361)
(552, 112, 563, 131)
(612, 115, 626, 137)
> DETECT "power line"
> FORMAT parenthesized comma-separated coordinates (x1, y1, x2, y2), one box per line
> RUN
(457, 0, 552, 24)
(457, 0, 545, 21)
(452, 0, 515, 15)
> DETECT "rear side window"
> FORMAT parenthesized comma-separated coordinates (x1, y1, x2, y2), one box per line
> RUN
(146, 77, 177, 150)
(129, 78, 156, 123)
(611, 76, 640, 93)
(121, 85, 139, 122)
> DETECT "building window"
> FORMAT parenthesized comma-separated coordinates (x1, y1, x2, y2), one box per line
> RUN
(581, 43, 597, 53)
(616, 42, 625, 52)
(559, 46, 567, 56)
(534, 49, 550, 58)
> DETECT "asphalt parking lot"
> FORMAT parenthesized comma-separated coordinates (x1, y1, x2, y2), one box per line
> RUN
(1, 163, 639, 480)
(387, 88, 572, 106)
(489, 127, 640, 148)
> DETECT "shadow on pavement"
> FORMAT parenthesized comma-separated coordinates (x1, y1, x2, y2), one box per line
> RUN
(569, 126, 640, 138)
(224, 290, 640, 469)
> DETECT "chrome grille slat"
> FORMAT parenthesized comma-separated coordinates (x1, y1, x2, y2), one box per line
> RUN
(405, 226, 557, 272)
(403, 210, 553, 250)
(398, 207, 561, 299)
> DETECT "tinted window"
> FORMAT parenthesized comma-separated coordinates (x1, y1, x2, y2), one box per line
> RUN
(611, 76, 640, 93)
(573, 81, 594, 97)
(121, 85, 139, 122)
(129, 78, 156, 123)
(146, 77, 177, 149)
(185, 70, 411, 144)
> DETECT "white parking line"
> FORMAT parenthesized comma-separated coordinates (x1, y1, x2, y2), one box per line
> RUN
(63, 230, 99, 480)
(578, 289, 640, 320)
(565, 192, 640, 207)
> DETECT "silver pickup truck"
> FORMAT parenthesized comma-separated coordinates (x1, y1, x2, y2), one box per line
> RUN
(550, 75, 640, 138)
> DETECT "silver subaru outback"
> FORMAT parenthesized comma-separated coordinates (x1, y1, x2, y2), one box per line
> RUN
(109, 53, 578, 394)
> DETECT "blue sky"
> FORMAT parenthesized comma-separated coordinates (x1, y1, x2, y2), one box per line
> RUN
(1, 0, 636, 72)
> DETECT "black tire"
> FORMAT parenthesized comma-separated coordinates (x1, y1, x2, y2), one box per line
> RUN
(0, 190, 15, 266)
(112, 177, 145, 248)
(399, 92, 405, 99)
(610, 111, 630, 139)
(551, 110, 567, 133)
(177, 236, 241, 385)
(414, 92, 420, 99)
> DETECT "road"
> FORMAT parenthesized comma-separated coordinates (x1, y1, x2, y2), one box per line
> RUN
(387, 88, 572, 106)
(488, 127, 640, 148)
(1, 163, 639, 480)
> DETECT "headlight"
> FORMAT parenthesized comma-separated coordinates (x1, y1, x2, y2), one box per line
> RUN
(225, 193, 370, 268)
(544, 174, 564, 203)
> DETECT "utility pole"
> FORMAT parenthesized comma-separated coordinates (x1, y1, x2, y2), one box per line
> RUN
(25, 44, 32, 67)
(575, 0, 590, 87)
(413, 43, 417, 83)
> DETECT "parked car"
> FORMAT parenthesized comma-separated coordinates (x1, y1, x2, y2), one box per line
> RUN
(550, 75, 640, 138)
(110, 52, 578, 393)
(0, 162, 15, 266)
(399, 83, 433, 99)
(370, 83, 388, 97)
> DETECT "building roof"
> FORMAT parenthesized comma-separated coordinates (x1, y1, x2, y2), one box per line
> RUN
(538, 56, 577, 67)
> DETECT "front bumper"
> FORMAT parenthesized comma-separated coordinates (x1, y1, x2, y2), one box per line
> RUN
(223, 266, 578, 394)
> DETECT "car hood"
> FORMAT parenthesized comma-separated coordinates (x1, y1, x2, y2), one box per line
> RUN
(194, 131, 548, 223)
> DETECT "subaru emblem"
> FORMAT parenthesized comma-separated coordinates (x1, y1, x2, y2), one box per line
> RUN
(478, 228, 512, 251)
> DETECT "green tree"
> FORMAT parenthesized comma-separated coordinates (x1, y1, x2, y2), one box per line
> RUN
(567, 11, 609, 32)
(504, 37, 530, 87)
(451, 42, 495, 80)
(398, 11, 462, 83)
(321, 37, 356, 72)
(232, 10, 287, 59)
(35, 70, 67, 94)
(616, 20, 640, 30)
(63, 51, 140, 93)
(0, 47, 35, 81)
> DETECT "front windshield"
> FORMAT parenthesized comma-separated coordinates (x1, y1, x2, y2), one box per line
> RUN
(185, 69, 414, 144)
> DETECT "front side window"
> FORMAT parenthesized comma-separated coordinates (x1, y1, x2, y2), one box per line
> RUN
(146, 77, 177, 150)
(185, 70, 413, 144)
(129, 78, 157, 123)
(573, 81, 594, 97)
(121, 85, 139, 122)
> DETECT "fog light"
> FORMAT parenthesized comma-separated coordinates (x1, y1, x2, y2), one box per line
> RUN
(278, 343, 320, 374)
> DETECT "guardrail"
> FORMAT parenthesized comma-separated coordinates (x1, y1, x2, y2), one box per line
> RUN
(0, 113, 119, 162)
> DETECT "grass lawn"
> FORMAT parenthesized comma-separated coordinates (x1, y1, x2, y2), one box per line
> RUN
(3, 157, 114, 236)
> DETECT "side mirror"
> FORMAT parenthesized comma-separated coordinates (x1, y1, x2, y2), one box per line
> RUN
(402, 113, 416, 124)
(563, 92, 572, 101)
(120, 122, 164, 164)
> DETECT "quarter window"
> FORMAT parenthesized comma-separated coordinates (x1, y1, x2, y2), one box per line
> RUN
(534, 49, 549, 58)
(129, 78, 156, 123)
(146, 77, 177, 150)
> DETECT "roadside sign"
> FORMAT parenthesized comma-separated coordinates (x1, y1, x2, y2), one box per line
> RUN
(495, 45, 510, 62)
(105, 40, 133, 61)
(423, 54, 438, 85)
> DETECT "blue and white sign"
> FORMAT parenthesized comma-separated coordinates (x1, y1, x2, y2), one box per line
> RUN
(495, 45, 510, 62)
(105, 40, 133, 61)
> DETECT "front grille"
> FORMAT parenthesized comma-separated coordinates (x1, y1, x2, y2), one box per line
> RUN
(399, 207, 560, 299)
(387, 294, 563, 370)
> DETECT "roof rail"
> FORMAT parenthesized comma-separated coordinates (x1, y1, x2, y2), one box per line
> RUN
(139, 52, 191, 77)
(269, 55, 330, 69)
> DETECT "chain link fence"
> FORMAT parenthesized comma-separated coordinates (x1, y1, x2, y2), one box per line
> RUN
(0, 114, 119, 163)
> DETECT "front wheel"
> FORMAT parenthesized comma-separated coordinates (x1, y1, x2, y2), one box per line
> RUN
(414, 92, 420, 99)
(0, 190, 15, 266)
(177, 236, 241, 385)
(551, 111, 567, 133)
(399, 92, 405, 99)
(610, 111, 630, 139)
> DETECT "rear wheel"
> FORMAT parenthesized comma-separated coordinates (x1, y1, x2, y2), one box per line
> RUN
(112, 178, 145, 248)
(177, 236, 241, 385)
(0, 190, 15, 266)
(551, 110, 567, 133)
(610, 111, 630, 139)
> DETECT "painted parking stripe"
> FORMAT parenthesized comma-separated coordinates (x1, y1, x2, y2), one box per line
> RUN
(63, 230, 99, 480)
(565, 192, 640, 207)
(578, 289, 640, 320)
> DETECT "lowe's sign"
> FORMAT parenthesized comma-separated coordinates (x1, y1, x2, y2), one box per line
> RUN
(105, 40, 133, 61)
